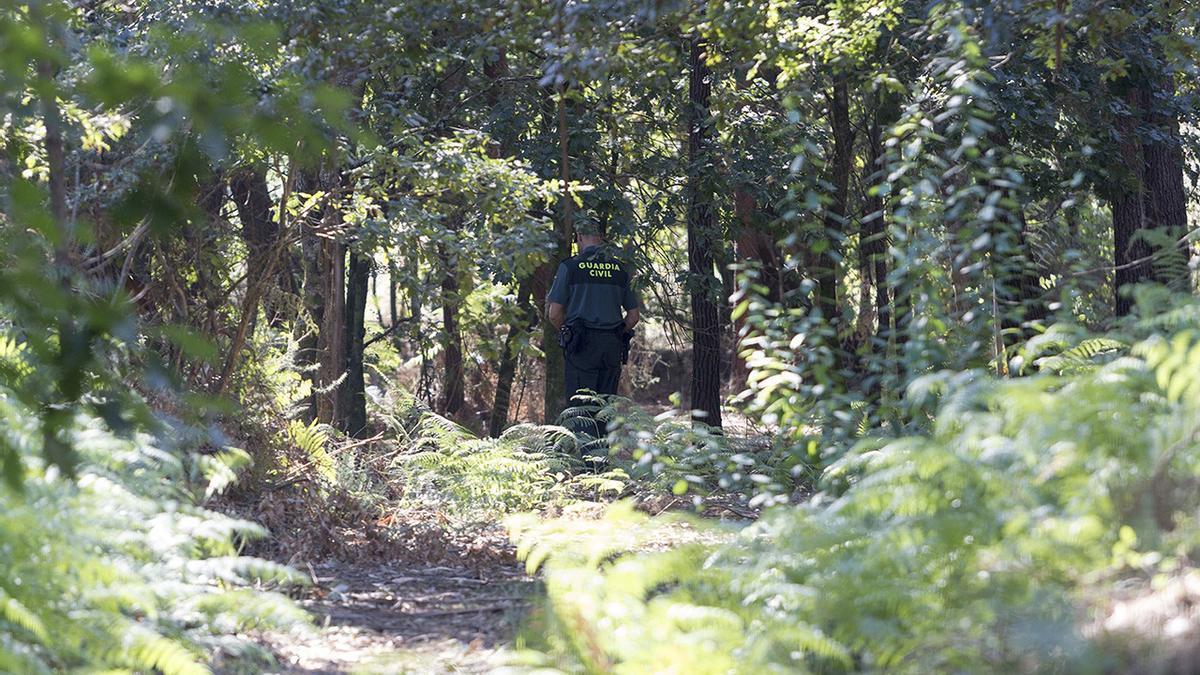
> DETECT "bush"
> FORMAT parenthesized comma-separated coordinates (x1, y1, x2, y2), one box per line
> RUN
(394, 412, 626, 521)
(595, 396, 800, 504)
(0, 387, 308, 673)
(511, 299, 1200, 673)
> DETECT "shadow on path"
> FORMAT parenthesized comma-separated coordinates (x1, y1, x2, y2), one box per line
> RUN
(255, 560, 536, 674)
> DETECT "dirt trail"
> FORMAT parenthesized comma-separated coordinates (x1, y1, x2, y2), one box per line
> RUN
(257, 559, 535, 674)
(233, 403, 767, 674)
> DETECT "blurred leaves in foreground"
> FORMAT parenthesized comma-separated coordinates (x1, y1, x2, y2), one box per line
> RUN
(510, 293, 1200, 673)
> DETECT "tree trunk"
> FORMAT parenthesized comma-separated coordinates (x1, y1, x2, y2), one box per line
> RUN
(1112, 86, 1151, 317)
(540, 81, 572, 423)
(405, 249, 438, 403)
(296, 170, 324, 422)
(318, 238, 346, 423)
(821, 77, 852, 329)
(299, 244, 323, 421)
(386, 253, 397, 324)
(686, 36, 723, 428)
(1142, 75, 1190, 289)
(215, 167, 286, 396)
(489, 278, 535, 436)
(1011, 209, 1047, 330)
(533, 259, 561, 423)
(861, 93, 891, 391)
(342, 249, 371, 436)
(229, 167, 279, 323)
(39, 66, 67, 238)
(386, 251, 403, 351)
(438, 216, 466, 416)
(482, 44, 534, 434)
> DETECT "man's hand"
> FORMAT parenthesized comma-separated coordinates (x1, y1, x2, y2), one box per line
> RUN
(623, 307, 640, 331)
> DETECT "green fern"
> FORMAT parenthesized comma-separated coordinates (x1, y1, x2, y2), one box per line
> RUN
(0, 589, 47, 645)
(515, 300, 1200, 673)
(123, 628, 208, 675)
(197, 447, 252, 499)
(284, 419, 336, 482)
(0, 388, 309, 672)
(1035, 337, 1127, 373)
(393, 413, 600, 520)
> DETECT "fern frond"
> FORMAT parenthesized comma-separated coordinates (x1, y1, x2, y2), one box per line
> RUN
(198, 447, 251, 499)
(0, 589, 47, 644)
(123, 627, 208, 675)
(1034, 337, 1126, 374)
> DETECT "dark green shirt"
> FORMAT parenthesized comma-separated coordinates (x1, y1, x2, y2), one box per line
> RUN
(547, 245, 639, 330)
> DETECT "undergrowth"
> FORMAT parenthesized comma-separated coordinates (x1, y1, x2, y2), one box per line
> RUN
(507, 296, 1200, 674)
(394, 411, 626, 522)
(585, 396, 801, 504)
(0, 387, 308, 674)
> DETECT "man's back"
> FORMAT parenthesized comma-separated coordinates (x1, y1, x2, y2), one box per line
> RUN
(548, 244, 638, 330)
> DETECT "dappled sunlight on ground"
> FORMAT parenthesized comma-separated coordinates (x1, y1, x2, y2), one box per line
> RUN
(255, 560, 532, 674)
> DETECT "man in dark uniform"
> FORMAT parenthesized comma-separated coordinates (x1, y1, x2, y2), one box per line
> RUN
(546, 224, 640, 428)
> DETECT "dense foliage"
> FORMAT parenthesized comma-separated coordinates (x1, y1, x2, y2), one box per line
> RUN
(0, 387, 306, 673)
(4, 0, 1200, 671)
(512, 296, 1200, 673)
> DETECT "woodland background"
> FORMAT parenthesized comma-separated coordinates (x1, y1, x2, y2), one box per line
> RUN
(3, 0, 1200, 673)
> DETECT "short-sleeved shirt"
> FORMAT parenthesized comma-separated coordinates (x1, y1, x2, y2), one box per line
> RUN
(547, 244, 639, 330)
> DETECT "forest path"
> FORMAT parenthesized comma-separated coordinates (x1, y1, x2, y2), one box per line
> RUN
(257, 554, 534, 674)
(242, 402, 764, 673)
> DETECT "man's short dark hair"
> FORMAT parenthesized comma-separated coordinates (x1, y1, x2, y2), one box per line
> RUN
(576, 217, 606, 238)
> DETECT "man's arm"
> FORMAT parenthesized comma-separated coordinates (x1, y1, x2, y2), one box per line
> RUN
(548, 302, 566, 330)
(623, 307, 640, 331)
(621, 270, 641, 332)
(546, 262, 570, 329)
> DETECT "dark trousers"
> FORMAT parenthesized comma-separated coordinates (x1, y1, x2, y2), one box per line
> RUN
(563, 328, 623, 440)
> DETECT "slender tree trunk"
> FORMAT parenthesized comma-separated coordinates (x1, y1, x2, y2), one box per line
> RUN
(862, 93, 891, 392)
(35, 13, 80, 474)
(342, 250, 371, 436)
(719, 240, 737, 386)
(409, 250, 435, 403)
(40, 74, 67, 234)
(298, 245, 323, 420)
(687, 36, 723, 428)
(532, 259, 558, 423)
(296, 169, 324, 422)
(482, 45, 534, 434)
(318, 238, 346, 423)
(406, 252, 422, 347)
(540, 81, 572, 423)
(1142, 75, 1190, 289)
(1112, 86, 1151, 317)
(821, 77, 852, 329)
(1012, 209, 1047, 329)
(489, 278, 535, 436)
(386, 251, 402, 351)
(438, 216, 466, 416)
(864, 97, 891, 348)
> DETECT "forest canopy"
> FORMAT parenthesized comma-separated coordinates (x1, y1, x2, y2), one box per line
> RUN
(2, 0, 1200, 672)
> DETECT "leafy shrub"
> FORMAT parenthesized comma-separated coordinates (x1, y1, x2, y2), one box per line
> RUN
(511, 299, 1200, 673)
(394, 412, 625, 521)
(588, 396, 800, 504)
(0, 386, 308, 673)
